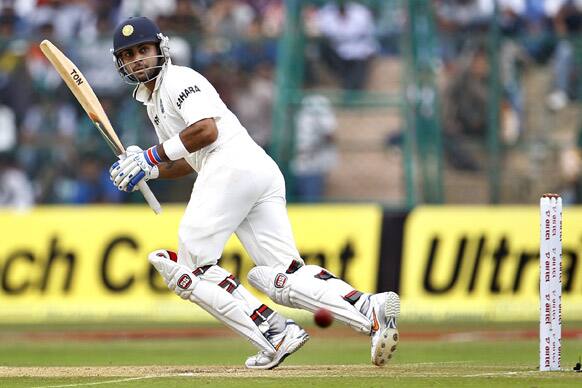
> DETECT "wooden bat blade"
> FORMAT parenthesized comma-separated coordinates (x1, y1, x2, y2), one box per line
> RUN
(39, 39, 162, 214)
(39, 40, 125, 156)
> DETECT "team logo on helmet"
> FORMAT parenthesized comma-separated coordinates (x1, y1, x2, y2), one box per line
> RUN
(122, 24, 134, 37)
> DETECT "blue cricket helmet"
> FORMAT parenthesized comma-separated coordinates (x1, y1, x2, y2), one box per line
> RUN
(112, 16, 161, 56)
(111, 16, 170, 85)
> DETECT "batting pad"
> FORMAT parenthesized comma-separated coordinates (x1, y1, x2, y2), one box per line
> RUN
(248, 265, 371, 333)
(149, 250, 276, 353)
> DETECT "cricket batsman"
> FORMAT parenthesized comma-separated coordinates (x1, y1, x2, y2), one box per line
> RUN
(108, 16, 400, 369)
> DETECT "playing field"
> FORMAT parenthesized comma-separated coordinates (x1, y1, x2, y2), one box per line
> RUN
(0, 321, 580, 387)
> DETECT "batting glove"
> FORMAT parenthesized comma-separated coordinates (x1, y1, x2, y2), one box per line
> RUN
(110, 145, 160, 192)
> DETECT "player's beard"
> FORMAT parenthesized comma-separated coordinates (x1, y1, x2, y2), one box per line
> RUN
(123, 56, 161, 83)
(132, 65, 158, 82)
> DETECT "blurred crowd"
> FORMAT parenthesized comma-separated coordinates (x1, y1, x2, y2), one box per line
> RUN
(436, 0, 582, 173)
(0, 0, 389, 208)
(0, 0, 286, 208)
(1, 0, 582, 208)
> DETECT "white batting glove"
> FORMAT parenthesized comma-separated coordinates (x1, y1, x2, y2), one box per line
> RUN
(109, 145, 142, 191)
(109, 145, 160, 192)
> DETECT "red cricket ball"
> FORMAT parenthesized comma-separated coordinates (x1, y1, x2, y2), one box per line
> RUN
(314, 308, 333, 328)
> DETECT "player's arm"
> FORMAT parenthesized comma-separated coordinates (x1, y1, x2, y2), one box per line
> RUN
(155, 118, 218, 178)
(129, 117, 218, 166)
(157, 159, 193, 179)
(109, 118, 217, 191)
(157, 118, 218, 161)
(110, 72, 220, 192)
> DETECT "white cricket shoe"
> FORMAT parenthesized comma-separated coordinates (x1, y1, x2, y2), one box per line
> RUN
(369, 291, 400, 366)
(245, 320, 309, 370)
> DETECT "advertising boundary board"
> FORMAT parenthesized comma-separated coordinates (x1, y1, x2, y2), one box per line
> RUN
(3, 205, 577, 323)
(401, 206, 581, 321)
(0, 205, 382, 323)
(377, 210, 408, 293)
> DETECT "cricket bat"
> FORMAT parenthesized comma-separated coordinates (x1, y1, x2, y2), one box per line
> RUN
(39, 39, 161, 214)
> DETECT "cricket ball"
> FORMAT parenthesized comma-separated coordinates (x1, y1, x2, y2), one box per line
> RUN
(314, 308, 333, 328)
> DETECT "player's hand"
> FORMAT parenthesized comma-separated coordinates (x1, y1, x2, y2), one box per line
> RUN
(109, 145, 142, 191)
(110, 145, 160, 192)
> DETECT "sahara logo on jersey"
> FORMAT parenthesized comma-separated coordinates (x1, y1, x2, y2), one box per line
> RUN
(176, 85, 201, 109)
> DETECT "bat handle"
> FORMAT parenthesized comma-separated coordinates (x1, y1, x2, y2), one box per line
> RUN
(137, 180, 162, 214)
(117, 152, 162, 214)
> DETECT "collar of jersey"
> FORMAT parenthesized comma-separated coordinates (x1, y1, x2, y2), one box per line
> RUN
(133, 59, 172, 104)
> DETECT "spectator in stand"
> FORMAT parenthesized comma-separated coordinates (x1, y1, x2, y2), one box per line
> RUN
(155, 15, 193, 66)
(202, 60, 238, 108)
(0, 11, 32, 123)
(441, 47, 489, 171)
(76, 1, 122, 43)
(69, 155, 123, 204)
(242, 0, 271, 15)
(559, 139, 582, 204)
(0, 103, 16, 152)
(546, 0, 582, 111)
(19, 92, 78, 202)
(164, 0, 203, 37)
(206, 0, 255, 39)
(28, 0, 93, 43)
(0, 2, 28, 37)
(498, 0, 554, 64)
(76, 13, 125, 100)
(233, 62, 274, 151)
(231, 15, 276, 72)
(0, 0, 286, 206)
(0, 152, 34, 211)
(315, 0, 378, 90)
(434, 0, 493, 71)
(242, 0, 284, 37)
(291, 94, 337, 202)
(0, 103, 21, 208)
(118, 0, 176, 21)
(194, 0, 255, 70)
(25, 22, 64, 93)
(494, 0, 553, 144)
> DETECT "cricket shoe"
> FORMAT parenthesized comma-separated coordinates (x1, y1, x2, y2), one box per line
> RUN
(368, 291, 400, 366)
(245, 320, 310, 370)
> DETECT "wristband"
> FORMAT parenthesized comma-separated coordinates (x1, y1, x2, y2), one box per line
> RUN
(144, 146, 163, 166)
(163, 134, 190, 161)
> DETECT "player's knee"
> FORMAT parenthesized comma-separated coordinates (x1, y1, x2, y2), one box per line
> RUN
(247, 265, 292, 307)
(247, 265, 276, 294)
(301, 264, 338, 279)
(177, 226, 218, 266)
(285, 257, 305, 271)
(178, 224, 194, 251)
(148, 249, 178, 263)
(260, 257, 305, 273)
(196, 264, 238, 294)
(149, 250, 200, 301)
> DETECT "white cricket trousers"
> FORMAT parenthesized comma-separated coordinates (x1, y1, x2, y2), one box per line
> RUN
(177, 134, 302, 269)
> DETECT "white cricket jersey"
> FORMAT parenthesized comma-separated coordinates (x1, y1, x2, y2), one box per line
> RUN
(133, 61, 249, 172)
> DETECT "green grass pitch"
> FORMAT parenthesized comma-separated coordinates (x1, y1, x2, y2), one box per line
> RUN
(0, 321, 580, 387)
